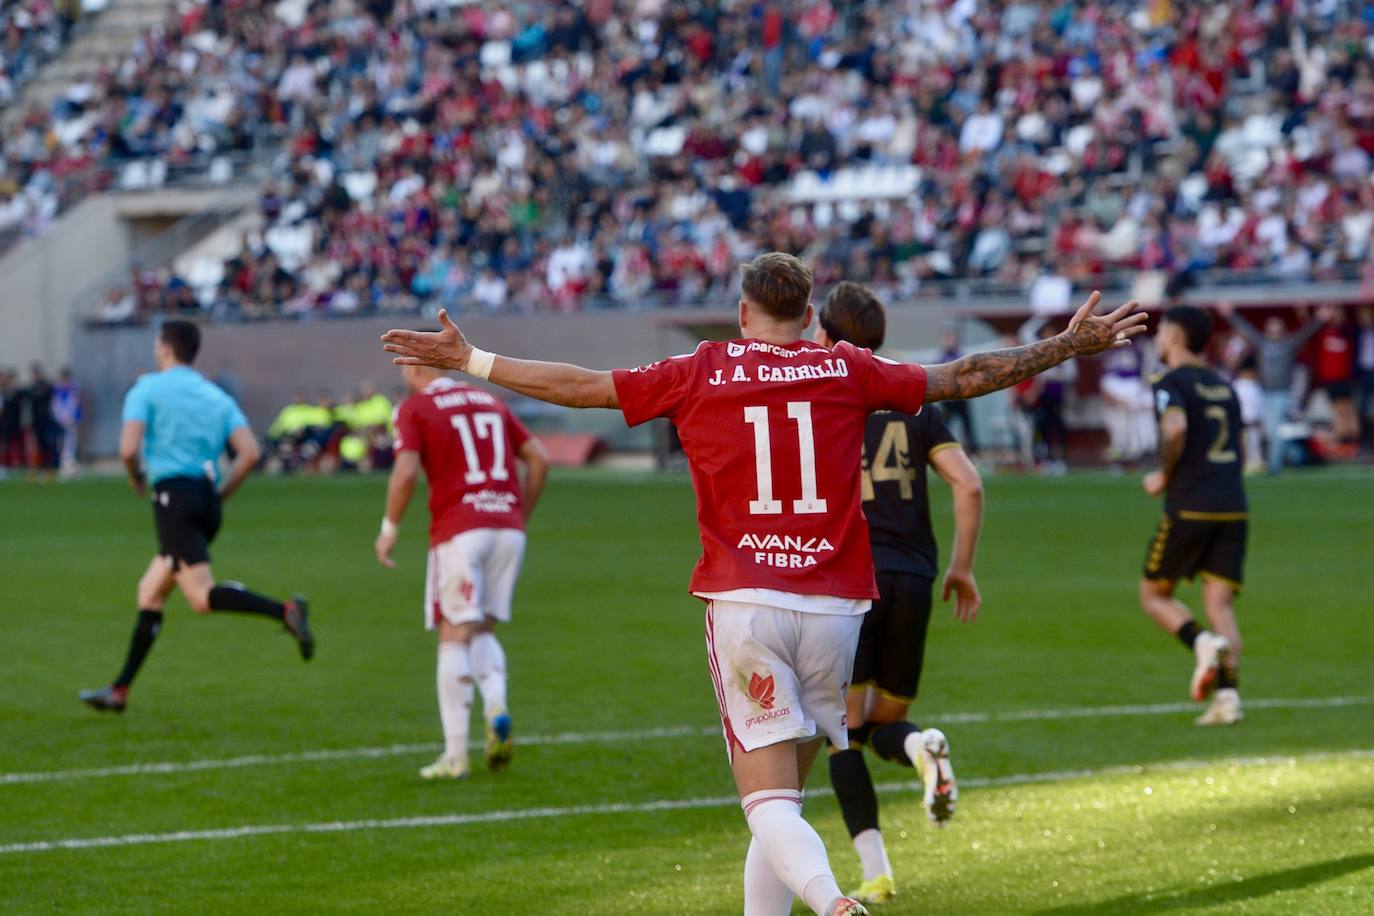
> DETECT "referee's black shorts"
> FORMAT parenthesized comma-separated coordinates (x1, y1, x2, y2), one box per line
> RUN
(1142, 512, 1247, 591)
(151, 476, 222, 569)
(851, 570, 935, 704)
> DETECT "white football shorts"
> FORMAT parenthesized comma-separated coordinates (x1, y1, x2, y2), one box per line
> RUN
(1100, 374, 1152, 410)
(704, 599, 862, 760)
(424, 527, 526, 629)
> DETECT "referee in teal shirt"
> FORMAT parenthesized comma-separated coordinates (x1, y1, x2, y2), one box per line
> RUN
(81, 321, 314, 713)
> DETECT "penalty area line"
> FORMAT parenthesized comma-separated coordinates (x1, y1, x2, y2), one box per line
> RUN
(2, 749, 1371, 856)
(2, 695, 1370, 787)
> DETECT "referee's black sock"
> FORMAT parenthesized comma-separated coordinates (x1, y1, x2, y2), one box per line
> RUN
(208, 582, 286, 620)
(1175, 620, 1202, 651)
(869, 721, 922, 768)
(829, 748, 880, 838)
(113, 610, 163, 689)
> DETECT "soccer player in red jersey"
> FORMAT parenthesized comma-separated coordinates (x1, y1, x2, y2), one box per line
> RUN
(382, 253, 1143, 916)
(375, 364, 549, 780)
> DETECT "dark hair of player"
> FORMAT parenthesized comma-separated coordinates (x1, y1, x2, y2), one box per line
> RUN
(820, 281, 886, 350)
(160, 320, 202, 364)
(739, 252, 813, 322)
(1161, 305, 1212, 354)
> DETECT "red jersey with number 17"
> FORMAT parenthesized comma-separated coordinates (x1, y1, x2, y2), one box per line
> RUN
(612, 339, 927, 600)
(394, 377, 532, 547)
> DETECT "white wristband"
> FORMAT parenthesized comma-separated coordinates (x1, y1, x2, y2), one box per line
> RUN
(380, 518, 399, 538)
(466, 348, 496, 380)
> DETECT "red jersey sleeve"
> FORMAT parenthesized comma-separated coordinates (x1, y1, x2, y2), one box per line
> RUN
(612, 346, 700, 427)
(393, 399, 422, 454)
(839, 341, 927, 413)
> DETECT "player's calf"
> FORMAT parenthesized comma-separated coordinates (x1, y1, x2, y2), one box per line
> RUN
(829, 743, 893, 899)
(741, 787, 852, 916)
(432, 641, 474, 777)
(79, 608, 165, 712)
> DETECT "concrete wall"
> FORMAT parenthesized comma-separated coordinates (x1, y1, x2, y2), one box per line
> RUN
(0, 196, 130, 372)
(71, 304, 966, 456)
(0, 186, 257, 372)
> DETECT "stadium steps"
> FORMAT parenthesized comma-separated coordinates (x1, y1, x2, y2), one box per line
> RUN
(1, 0, 177, 130)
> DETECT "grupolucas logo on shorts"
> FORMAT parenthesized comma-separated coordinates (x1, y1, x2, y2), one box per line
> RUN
(748, 673, 776, 710)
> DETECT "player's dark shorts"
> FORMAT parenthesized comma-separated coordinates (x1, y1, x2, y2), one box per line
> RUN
(851, 571, 934, 704)
(1321, 379, 1355, 400)
(1142, 512, 1247, 590)
(151, 476, 222, 569)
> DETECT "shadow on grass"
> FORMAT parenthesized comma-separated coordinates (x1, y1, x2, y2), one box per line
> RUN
(1037, 853, 1374, 914)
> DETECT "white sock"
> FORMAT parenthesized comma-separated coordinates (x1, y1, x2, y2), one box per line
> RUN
(852, 828, 892, 882)
(742, 789, 844, 916)
(436, 642, 473, 760)
(468, 632, 508, 721)
(744, 836, 794, 916)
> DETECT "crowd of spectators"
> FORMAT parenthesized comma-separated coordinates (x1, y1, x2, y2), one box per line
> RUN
(0, 0, 87, 107)
(0, 361, 82, 477)
(4, 0, 1359, 321)
(989, 301, 1374, 473)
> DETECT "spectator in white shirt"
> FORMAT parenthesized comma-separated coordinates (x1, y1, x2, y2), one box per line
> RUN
(959, 101, 1003, 155)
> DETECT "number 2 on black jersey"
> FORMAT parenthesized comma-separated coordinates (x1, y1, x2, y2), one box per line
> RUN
(1203, 405, 1237, 464)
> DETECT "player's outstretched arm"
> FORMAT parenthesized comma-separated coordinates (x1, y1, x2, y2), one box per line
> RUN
(923, 292, 1146, 403)
(381, 310, 619, 409)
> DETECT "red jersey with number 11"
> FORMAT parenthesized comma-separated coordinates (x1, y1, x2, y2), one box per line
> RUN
(394, 377, 532, 546)
(612, 339, 927, 600)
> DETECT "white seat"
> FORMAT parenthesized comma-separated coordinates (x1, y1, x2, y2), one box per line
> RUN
(1178, 173, 1208, 212)
(342, 171, 378, 201)
(119, 161, 149, 189)
(209, 156, 234, 184)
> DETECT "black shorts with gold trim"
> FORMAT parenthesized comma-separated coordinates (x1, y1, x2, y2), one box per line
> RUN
(850, 571, 935, 705)
(1142, 510, 1247, 590)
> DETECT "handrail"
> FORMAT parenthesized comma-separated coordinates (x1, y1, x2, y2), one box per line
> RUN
(81, 270, 1374, 328)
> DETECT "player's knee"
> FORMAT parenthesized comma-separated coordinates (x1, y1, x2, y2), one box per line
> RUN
(1139, 578, 1170, 609)
(866, 700, 909, 725)
(185, 589, 213, 614)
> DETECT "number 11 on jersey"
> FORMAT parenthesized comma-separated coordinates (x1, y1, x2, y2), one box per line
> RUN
(744, 402, 828, 515)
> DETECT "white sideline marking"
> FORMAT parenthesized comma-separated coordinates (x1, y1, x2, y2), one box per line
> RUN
(3, 695, 1369, 788)
(0, 725, 705, 786)
(2, 749, 1370, 856)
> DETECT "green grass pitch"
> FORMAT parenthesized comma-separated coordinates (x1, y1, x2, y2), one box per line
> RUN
(1, 469, 1371, 913)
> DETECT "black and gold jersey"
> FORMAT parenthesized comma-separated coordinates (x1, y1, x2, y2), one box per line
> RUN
(1153, 365, 1247, 516)
(861, 407, 960, 578)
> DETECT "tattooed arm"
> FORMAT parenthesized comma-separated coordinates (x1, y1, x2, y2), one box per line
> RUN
(924, 292, 1146, 403)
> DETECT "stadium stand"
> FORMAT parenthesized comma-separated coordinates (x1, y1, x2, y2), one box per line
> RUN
(0, 0, 89, 109)
(0, 0, 1359, 321)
